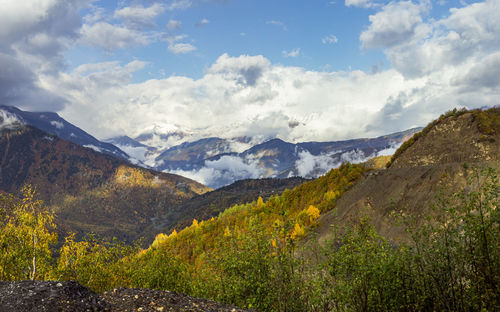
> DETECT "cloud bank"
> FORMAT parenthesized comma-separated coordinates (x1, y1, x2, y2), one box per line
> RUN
(0, 0, 498, 149)
(168, 155, 263, 189)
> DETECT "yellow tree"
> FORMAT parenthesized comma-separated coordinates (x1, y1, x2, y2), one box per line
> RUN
(0, 185, 57, 280)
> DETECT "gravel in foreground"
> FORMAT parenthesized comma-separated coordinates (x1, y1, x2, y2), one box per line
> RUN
(0, 281, 251, 312)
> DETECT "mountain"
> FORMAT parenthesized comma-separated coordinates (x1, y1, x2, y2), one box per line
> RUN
(123, 108, 498, 310)
(0, 120, 211, 242)
(143, 107, 499, 264)
(1, 105, 420, 190)
(155, 137, 237, 171)
(145, 176, 307, 235)
(123, 128, 420, 189)
(2, 108, 497, 311)
(0, 105, 130, 161)
(315, 107, 500, 244)
(105, 135, 157, 166)
(105, 120, 420, 189)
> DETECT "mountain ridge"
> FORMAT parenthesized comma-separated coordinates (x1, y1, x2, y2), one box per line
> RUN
(0, 122, 211, 242)
(0, 105, 130, 161)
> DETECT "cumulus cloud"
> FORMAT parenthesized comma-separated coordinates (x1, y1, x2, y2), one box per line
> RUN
(454, 52, 500, 89)
(366, 0, 500, 79)
(345, 0, 377, 8)
(2, 0, 499, 152)
(114, 3, 165, 29)
(80, 22, 152, 50)
(167, 20, 182, 32)
(49, 49, 472, 141)
(360, 1, 426, 49)
(208, 53, 271, 86)
(355, 0, 500, 134)
(0, 51, 66, 111)
(322, 35, 338, 44)
(165, 0, 193, 11)
(196, 18, 210, 27)
(168, 42, 197, 54)
(282, 48, 300, 58)
(0, 0, 88, 111)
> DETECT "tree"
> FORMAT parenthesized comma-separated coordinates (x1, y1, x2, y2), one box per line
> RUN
(0, 185, 57, 280)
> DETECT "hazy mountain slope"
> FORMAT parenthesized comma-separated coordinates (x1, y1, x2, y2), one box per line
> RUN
(155, 137, 236, 171)
(157, 128, 421, 188)
(0, 124, 210, 242)
(315, 107, 500, 244)
(0, 105, 129, 160)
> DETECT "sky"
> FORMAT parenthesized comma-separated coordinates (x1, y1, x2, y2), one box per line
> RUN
(1, 0, 499, 143)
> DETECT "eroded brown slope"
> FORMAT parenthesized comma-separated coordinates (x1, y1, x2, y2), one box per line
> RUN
(316, 108, 500, 244)
(0, 125, 210, 242)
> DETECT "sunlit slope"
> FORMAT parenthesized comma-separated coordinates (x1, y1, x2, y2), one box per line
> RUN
(149, 163, 366, 263)
(316, 107, 500, 243)
(0, 125, 210, 242)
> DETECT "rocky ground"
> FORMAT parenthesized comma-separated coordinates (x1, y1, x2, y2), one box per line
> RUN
(0, 281, 251, 312)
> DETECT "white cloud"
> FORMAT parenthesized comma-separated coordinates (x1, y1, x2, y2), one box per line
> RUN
(345, 0, 376, 8)
(362, 0, 500, 80)
(168, 43, 197, 54)
(0, 109, 22, 129)
(322, 34, 338, 44)
(208, 53, 271, 86)
(52, 53, 417, 141)
(114, 3, 165, 29)
(452, 52, 500, 89)
(165, 0, 192, 11)
(196, 18, 210, 27)
(50, 120, 64, 129)
(266, 20, 287, 31)
(0, 0, 86, 111)
(282, 48, 301, 58)
(360, 1, 426, 49)
(295, 149, 371, 177)
(80, 22, 152, 50)
(168, 155, 263, 188)
(376, 142, 402, 156)
(167, 20, 182, 32)
(1, 0, 499, 154)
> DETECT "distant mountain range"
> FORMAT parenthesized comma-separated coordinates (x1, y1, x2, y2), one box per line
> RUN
(0, 105, 421, 188)
(108, 128, 421, 188)
(108, 126, 421, 188)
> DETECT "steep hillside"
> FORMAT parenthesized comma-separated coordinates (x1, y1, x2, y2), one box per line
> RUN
(156, 137, 236, 171)
(149, 176, 307, 234)
(316, 107, 500, 243)
(0, 124, 210, 242)
(0, 105, 130, 161)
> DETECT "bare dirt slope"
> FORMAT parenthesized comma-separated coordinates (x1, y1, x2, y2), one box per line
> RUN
(315, 109, 500, 244)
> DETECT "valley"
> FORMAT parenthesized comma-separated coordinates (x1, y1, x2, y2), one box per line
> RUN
(0, 106, 498, 312)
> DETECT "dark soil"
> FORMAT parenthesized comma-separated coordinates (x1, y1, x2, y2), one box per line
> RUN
(0, 281, 250, 312)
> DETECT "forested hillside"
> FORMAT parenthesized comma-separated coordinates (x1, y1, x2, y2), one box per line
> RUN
(0, 124, 210, 242)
